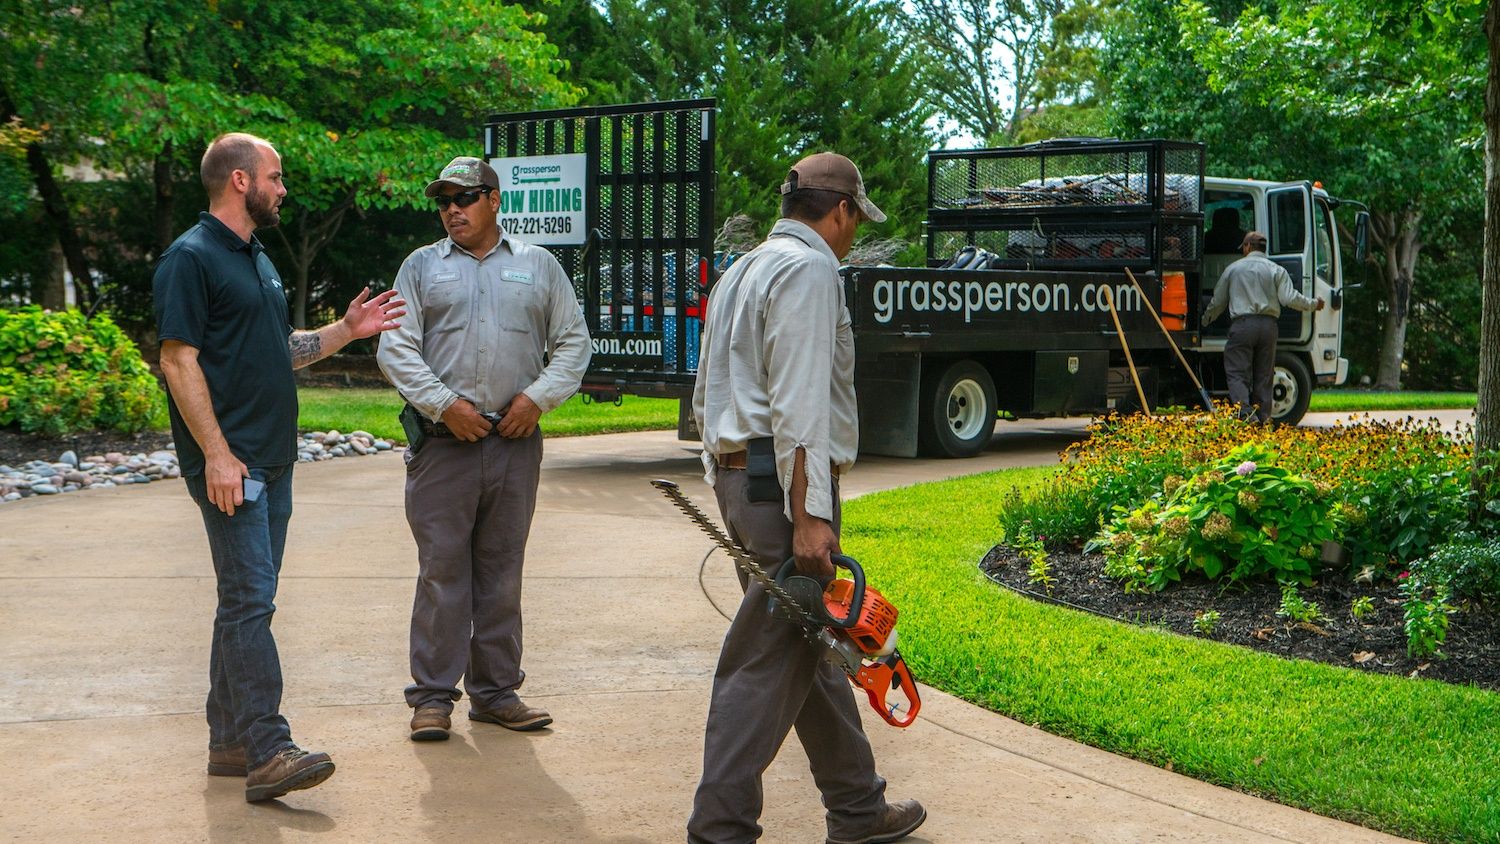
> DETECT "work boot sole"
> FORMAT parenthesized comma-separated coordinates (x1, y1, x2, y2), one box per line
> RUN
(244, 759, 336, 803)
(826, 804, 927, 844)
(206, 761, 248, 777)
(409, 725, 451, 742)
(468, 710, 552, 731)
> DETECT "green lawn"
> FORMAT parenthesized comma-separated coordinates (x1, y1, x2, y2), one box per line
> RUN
(295, 387, 680, 442)
(1309, 390, 1476, 412)
(841, 467, 1500, 843)
(292, 386, 1473, 442)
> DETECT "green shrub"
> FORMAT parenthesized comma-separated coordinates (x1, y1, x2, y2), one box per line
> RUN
(1400, 573, 1454, 659)
(1093, 443, 1341, 591)
(1412, 533, 1500, 601)
(0, 305, 163, 435)
(999, 407, 1473, 569)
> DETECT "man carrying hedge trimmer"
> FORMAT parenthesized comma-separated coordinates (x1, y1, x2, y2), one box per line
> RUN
(686, 151, 925, 844)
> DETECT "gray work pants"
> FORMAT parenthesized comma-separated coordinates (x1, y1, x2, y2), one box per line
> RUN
(402, 430, 541, 712)
(687, 469, 886, 844)
(1225, 314, 1278, 423)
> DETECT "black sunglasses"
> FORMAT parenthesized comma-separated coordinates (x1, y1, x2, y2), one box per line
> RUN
(434, 188, 491, 210)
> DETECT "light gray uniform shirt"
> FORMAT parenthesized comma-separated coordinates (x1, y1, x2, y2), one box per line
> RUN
(692, 218, 857, 523)
(377, 227, 591, 421)
(1203, 250, 1319, 323)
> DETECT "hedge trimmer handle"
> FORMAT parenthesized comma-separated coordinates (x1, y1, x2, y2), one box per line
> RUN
(854, 650, 921, 728)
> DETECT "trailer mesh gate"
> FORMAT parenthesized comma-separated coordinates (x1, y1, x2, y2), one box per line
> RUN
(483, 99, 716, 390)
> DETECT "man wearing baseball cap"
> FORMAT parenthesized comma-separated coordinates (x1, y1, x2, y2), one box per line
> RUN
(689, 152, 925, 844)
(378, 155, 590, 742)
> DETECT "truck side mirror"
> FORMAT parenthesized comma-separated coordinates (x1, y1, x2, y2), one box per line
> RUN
(1354, 211, 1370, 264)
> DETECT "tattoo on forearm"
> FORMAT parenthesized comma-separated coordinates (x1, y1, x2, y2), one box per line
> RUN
(289, 331, 323, 369)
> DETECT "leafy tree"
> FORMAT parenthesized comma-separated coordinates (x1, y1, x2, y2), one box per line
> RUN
(2, 0, 577, 328)
(909, 0, 1111, 144)
(606, 0, 934, 238)
(1169, 0, 1484, 389)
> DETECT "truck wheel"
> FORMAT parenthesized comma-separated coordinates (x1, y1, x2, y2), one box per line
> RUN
(1270, 353, 1311, 427)
(918, 360, 997, 458)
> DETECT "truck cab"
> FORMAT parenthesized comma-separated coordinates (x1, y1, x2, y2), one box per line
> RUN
(1198, 178, 1357, 423)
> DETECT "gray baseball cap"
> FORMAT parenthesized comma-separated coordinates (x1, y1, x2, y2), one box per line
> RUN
(424, 156, 500, 198)
(779, 152, 886, 223)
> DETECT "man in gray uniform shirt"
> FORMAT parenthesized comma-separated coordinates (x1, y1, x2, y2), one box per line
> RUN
(377, 157, 590, 741)
(1203, 230, 1324, 423)
(689, 152, 925, 844)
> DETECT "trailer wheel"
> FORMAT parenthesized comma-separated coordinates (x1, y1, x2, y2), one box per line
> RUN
(918, 360, 998, 458)
(1270, 353, 1311, 427)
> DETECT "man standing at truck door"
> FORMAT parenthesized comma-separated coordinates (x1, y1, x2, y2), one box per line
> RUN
(1203, 230, 1324, 423)
(377, 157, 590, 742)
(689, 152, 926, 844)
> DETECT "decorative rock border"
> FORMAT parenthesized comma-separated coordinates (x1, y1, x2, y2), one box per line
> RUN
(0, 430, 397, 504)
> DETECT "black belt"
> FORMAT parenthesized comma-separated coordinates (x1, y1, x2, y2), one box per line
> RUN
(419, 414, 503, 439)
(715, 450, 840, 478)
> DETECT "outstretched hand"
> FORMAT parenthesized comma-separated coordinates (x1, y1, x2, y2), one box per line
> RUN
(341, 287, 407, 339)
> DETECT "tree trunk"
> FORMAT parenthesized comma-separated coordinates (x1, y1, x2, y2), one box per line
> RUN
(153, 140, 175, 254)
(25, 142, 96, 313)
(1475, 0, 1500, 462)
(1372, 209, 1422, 390)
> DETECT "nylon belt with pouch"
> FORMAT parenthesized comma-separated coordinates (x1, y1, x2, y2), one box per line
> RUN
(399, 403, 427, 456)
(746, 436, 782, 503)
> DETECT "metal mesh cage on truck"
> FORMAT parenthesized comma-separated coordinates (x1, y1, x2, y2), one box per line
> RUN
(926, 139, 1204, 275)
(483, 99, 716, 389)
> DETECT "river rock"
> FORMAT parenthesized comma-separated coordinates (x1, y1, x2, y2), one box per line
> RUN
(374, 440, 392, 451)
(350, 441, 370, 455)
(105, 452, 125, 465)
(148, 451, 176, 464)
(321, 430, 342, 446)
(2, 492, 18, 502)
(63, 471, 89, 485)
(59, 450, 78, 467)
(32, 483, 59, 495)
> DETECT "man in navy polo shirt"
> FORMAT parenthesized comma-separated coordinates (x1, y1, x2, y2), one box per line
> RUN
(153, 132, 405, 803)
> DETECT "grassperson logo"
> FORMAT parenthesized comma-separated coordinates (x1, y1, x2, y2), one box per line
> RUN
(870, 278, 1143, 324)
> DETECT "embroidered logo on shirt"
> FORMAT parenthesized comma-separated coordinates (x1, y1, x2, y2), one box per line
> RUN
(500, 269, 533, 284)
(432, 271, 460, 283)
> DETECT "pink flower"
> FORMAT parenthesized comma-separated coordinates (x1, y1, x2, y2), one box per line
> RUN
(1397, 571, 1411, 580)
(1235, 461, 1257, 476)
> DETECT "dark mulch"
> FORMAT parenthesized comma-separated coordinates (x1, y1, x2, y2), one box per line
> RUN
(981, 544, 1500, 690)
(0, 428, 176, 469)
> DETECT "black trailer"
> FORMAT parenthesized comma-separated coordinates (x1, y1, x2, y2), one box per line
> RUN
(482, 99, 717, 409)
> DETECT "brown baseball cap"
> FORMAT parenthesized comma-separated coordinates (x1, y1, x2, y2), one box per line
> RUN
(779, 152, 886, 223)
(424, 156, 500, 197)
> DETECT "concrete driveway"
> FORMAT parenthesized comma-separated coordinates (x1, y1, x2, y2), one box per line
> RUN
(0, 414, 1436, 843)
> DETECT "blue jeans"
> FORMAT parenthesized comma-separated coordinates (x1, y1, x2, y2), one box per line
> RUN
(186, 464, 295, 770)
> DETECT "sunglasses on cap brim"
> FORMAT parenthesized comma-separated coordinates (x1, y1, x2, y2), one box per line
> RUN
(434, 188, 491, 210)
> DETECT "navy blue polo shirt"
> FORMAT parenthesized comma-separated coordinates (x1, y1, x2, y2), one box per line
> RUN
(153, 212, 298, 476)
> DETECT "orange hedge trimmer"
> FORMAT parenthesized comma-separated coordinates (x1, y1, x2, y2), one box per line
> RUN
(652, 479, 920, 727)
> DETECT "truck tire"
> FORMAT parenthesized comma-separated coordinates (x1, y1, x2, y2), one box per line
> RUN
(1270, 352, 1311, 427)
(918, 360, 998, 458)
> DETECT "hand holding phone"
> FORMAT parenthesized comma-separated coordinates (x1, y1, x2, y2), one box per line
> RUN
(243, 477, 265, 503)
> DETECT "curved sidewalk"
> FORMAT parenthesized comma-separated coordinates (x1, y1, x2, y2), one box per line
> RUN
(0, 423, 1419, 843)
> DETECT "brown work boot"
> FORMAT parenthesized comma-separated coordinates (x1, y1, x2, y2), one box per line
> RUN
(244, 746, 335, 803)
(410, 706, 452, 742)
(468, 697, 552, 731)
(207, 745, 247, 777)
(826, 799, 927, 844)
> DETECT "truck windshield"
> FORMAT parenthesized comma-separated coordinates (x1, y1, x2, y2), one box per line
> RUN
(1205, 191, 1252, 253)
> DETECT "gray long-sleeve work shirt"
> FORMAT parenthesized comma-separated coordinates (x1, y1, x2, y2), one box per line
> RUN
(692, 218, 857, 523)
(377, 227, 591, 421)
(1202, 250, 1319, 324)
